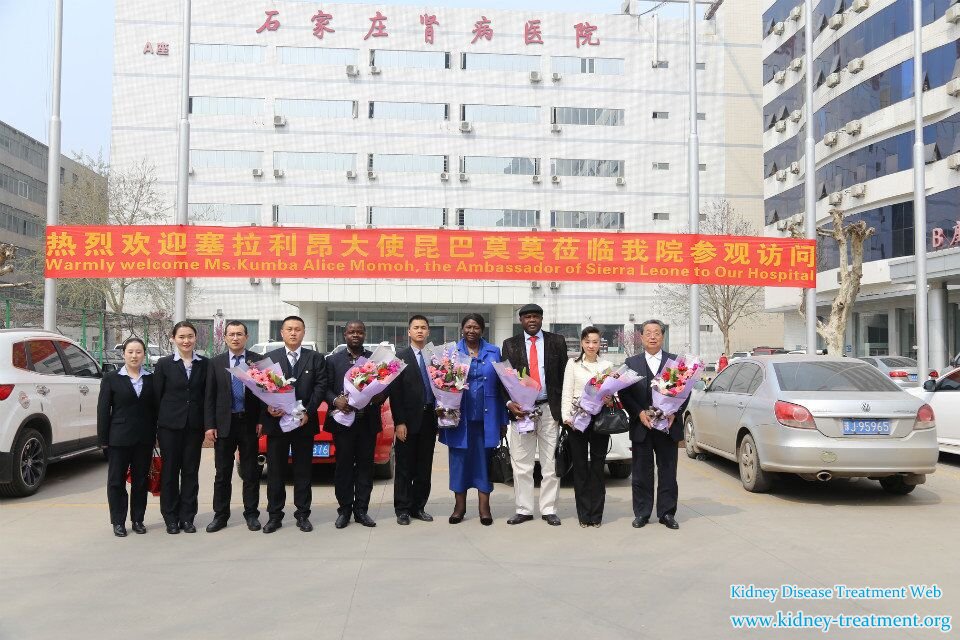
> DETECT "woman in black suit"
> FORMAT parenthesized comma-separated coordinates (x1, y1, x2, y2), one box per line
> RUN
(97, 337, 158, 537)
(153, 321, 209, 534)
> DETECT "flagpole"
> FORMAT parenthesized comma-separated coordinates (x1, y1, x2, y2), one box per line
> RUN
(174, 0, 192, 321)
(43, 0, 64, 332)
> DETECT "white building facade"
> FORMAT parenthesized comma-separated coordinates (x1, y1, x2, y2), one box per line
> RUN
(762, 0, 960, 369)
(112, 0, 768, 354)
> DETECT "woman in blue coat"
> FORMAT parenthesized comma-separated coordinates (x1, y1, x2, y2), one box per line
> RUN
(440, 313, 507, 526)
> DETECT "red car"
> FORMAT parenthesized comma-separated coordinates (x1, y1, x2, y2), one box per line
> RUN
(256, 401, 396, 479)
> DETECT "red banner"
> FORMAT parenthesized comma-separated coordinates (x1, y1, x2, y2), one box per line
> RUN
(44, 225, 816, 288)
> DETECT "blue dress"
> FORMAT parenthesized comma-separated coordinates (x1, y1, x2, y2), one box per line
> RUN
(440, 339, 507, 493)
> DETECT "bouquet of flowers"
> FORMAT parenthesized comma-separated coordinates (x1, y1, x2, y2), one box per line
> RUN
(332, 345, 406, 427)
(492, 361, 542, 434)
(227, 358, 305, 432)
(571, 365, 645, 432)
(423, 342, 470, 428)
(646, 354, 704, 433)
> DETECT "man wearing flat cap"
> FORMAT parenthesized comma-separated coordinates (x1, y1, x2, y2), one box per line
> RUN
(500, 303, 569, 526)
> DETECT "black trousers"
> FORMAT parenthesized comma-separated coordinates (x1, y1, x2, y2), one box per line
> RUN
(158, 427, 204, 525)
(333, 419, 378, 516)
(106, 442, 153, 525)
(394, 408, 438, 516)
(569, 427, 609, 524)
(212, 415, 260, 521)
(631, 429, 679, 519)
(265, 426, 314, 521)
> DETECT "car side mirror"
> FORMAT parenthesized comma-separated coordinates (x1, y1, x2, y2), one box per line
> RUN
(923, 379, 936, 392)
(694, 380, 706, 391)
(102, 363, 118, 374)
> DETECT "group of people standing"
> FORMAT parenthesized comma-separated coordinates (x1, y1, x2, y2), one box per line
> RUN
(97, 305, 688, 537)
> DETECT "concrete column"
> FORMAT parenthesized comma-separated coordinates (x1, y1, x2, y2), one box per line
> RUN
(492, 304, 515, 347)
(928, 282, 948, 374)
(888, 308, 899, 356)
(314, 303, 329, 352)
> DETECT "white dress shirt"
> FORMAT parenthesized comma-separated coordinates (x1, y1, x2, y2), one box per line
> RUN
(173, 351, 202, 379)
(286, 346, 302, 369)
(524, 330, 547, 401)
(645, 350, 664, 375)
(118, 365, 151, 397)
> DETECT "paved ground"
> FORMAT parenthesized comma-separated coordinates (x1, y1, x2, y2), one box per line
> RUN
(1, 446, 958, 640)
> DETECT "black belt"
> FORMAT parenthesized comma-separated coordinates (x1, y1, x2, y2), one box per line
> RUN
(231, 411, 247, 419)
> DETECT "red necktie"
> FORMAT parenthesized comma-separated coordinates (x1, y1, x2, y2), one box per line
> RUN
(529, 336, 541, 386)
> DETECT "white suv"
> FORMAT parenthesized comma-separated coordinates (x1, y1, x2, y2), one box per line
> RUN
(0, 329, 104, 497)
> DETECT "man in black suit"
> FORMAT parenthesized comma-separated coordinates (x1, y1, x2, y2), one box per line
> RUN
(260, 315, 327, 533)
(500, 303, 568, 526)
(388, 315, 438, 525)
(620, 319, 687, 530)
(325, 320, 384, 529)
(204, 320, 263, 533)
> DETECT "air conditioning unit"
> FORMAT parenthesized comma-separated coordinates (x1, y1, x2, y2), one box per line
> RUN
(826, 72, 842, 87)
(773, 21, 785, 35)
(251, 168, 263, 177)
(367, 170, 377, 180)
(616, 176, 626, 186)
(530, 71, 542, 83)
(790, 161, 801, 174)
(947, 4, 960, 23)
(459, 172, 469, 182)
(531, 281, 541, 289)
(776, 220, 789, 231)
(847, 57, 865, 74)
(369, 65, 381, 75)
(775, 120, 787, 132)
(790, 109, 803, 122)
(346, 169, 357, 179)
(828, 191, 843, 205)
(947, 78, 960, 96)
(270, 278, 279, 286)
(850, 183, 867, 198)
(532, 174, 542, 184)
(828, 14, 844, 30)
(615, 282, 626, 291)
(249, 277, 261, 285)
(852, 0, 869, 12)
(549, 281, 561, 290)
(273, 168, 284, 178)
(346, 64, 359, 76)
(789, 5, 802, 20)
(551, 175, 561, 184)
(775, 169, 788, 181)
(551, 123, 562, 133)
(789, 57, 803, 71)
(949, 152, 960, 170)
(774, 70, 787, 84)
(273, 115, 287, 127)
(459, 121, 473, 133)
(551, 72, 562, 82)
(824, 131, 839, 146)
(846, 119, 862, 135)
(440, 171, 449, 181)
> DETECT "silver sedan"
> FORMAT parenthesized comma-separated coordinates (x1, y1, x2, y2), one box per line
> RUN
(683, 355, 939, 494)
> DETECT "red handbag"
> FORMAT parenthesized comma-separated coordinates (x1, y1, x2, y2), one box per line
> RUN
(126, 447, 162, 496)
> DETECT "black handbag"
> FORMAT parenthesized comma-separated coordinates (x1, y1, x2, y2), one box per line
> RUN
(489, 436, 513, 484)
(554, 427, 574, 478)
(591, 399, 630, 435)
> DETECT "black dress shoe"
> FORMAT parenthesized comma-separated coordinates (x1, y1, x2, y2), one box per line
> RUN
(262, 519, 282, 534)
(632, 516, 650, 528)
(245, 517, 262, 531)
(659, 514, 680, 530)
(131, 522, 147, 534)
(354, 512, 376, 527)
(166, 522, 180, 535)
(180, 521, 197, 534)
(411, 509, 433, 522)
(479, 514, 493, 526)
(113, 524, 127, 537)
(396, 513, 411, 525)
(542, 514, 562, 526)
(205, 518, 228, 533)
(506, 513, 534, 525)
(448, 511, 465, 524)
(335, 513, 351, 529)
(296, 517, 313, 532)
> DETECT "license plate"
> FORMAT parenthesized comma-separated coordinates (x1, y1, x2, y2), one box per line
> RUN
(908, 374, 918, 382)
(288, 443, 331, 457)
(842, 419, 890, 435)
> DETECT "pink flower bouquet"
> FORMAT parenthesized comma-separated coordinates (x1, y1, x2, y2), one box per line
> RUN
(423, 342, 470, 428)
(227, 358, 305, 432)
(571, 365, 645, 432)
(332, 345, 406, 427)
(647, 354, 704, 432)
(492, 361, 542, 434)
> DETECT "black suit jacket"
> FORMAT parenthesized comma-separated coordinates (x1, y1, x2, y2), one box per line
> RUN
(500, 331, 568, 422)
(204, 350, 264, 437)
(621, 351, 689, 443)
(323, 348, 385, 435)
(388, 346, 436, 434)
(96, 370, 158, 447)
(258, 346, 327, 436)
(153, 354, 209, 431)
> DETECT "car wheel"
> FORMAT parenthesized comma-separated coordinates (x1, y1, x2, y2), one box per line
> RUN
(0, 427, 48, 498)
(607, 461, 631, 479)
(738, 433, 771, 493)
(684, 415, 702, 459)
(879, 475, 916, 495)
(374, 444, 396, 480)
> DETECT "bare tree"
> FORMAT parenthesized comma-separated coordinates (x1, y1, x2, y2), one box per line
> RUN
(655, 200, 765, 354)
(0, 244, 29, 289)
(788, 207, 875, 356)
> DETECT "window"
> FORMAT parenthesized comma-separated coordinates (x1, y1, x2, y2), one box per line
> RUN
(191, 43, 263, 63)
(462, 104, 539, 124)
(774, 361, 900, 392)
(278, 46, 357, 66)
(462, 156, 538, 176)
(462, 52, 540, 72)
(189, 203, 260, 224)
(0, 203, 42, 237)
(700, 324, 713, 332)
(370, 154, 446, 173)
(652, 212, 670, 221)
(551, 56, 624, 75)
(58, 342, 98, 377)
(28, 340, 65, 375)
(274, 205, 356, 226)
(268, 320, 284, 341)
(697, 113, 706, 121)
(815, 128, 914, 198)
(371, 49, 450, 69)
(552, 107, 624, 127)
(652, 111, 669, 119)
(12, 342, 28, 370)
(652, 60, 669, 69)
(458, 208, 539, 228)
(730, 364, 763, 395)
(764, 127, 806, 177)
(16, 180, 28, 199)
(189, 96, 263, 116)
(59, 167, 65, 185)
(653, 162, 670, 170)
(699, 163, 707, 171)
(763, 31, 804, 85)
(368, 206, 445, 227)
(699, 213, 707, 222)
(369, 101, 448, 120)
(189, 149, 263, 169)
(708, 364, 741, 392)
(0, 123, 47, 171)
(0, 166, 46, 205)
(765, 184, 804, 226)
(696, 62, 706, 70)
(273, 151, 355, 171)
(275, 99, 356, 118)
(551, 210, 624, 230)
(551, 158, 624, 178)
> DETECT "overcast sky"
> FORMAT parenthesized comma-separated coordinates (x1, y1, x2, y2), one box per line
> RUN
(0, 0, 688, 161)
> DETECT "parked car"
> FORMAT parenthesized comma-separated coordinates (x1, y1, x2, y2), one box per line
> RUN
(751, 346, 789, 356)
(858, 356, 921, 388)
(1, 329, 104, 497)
(249, 341, 317, 355)
(907, 368, 960, 455)
(257, 401, 396, 479)
(682, 355, 938, 494)
(729, 351, 751, 361)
